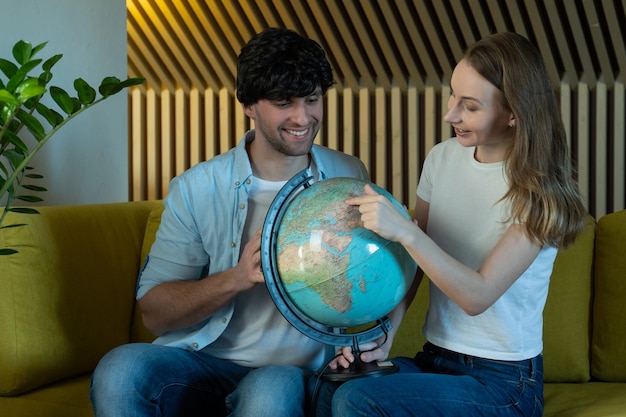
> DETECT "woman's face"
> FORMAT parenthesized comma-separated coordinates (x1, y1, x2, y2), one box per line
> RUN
(444, 59, 515, 162)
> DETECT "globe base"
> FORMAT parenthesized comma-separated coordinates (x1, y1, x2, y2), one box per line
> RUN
(319, 358, 398, 382)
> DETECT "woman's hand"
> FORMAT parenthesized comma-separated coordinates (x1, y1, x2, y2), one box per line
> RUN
(346, 184, 418, 244)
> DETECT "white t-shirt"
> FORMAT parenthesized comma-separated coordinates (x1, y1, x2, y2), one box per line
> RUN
(417, 138, 557, 361)
(202, 173, 327, 370)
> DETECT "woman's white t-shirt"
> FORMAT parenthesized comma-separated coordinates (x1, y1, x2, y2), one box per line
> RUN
(417, 138, 557, 361)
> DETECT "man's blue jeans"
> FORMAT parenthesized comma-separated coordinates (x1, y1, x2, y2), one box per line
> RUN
(312, 342, 544, 417)
(90, 343, 311, 417)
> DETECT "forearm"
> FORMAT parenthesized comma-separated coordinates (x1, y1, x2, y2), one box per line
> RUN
(399, 224, 540, 315)
(139, 269, 242, 336)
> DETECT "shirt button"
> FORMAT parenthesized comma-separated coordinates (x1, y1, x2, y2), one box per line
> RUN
(239, 203, 245, 209)
(246, 179, 251, 185)
(192, 342, 199, 349)
(221, 317, 228, 323)
(231, 242, 236, 247)
(235, 181, 241, 186)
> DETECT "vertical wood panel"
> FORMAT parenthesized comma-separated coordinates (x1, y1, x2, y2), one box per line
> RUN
(407, 86, 420, 211)
(375, 87, 387, 187)
(577, 84, 591, 209)
(146, 89, 160, 201)
(390, 87, 404, 200)
(595, 83, 608, 217)
(160, 90, 174, 197)
(358, 88, 371, 174)
(175, 89, 188, 176)
(613, 81, 625, 210)
(342, 88, 356, 156)
(189, 88, 203, 168)
(130, 89, 145, 200)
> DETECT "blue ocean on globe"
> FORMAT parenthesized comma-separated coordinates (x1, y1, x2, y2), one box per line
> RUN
(275, 177, 417, 328)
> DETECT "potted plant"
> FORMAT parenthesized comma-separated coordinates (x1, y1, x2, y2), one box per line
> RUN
(0, 40, 145, 255)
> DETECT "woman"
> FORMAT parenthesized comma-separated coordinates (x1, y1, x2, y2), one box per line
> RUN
(319, 32, 587, 417)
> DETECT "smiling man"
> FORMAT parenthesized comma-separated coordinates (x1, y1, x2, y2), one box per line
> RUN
(90, 27, 368, 417)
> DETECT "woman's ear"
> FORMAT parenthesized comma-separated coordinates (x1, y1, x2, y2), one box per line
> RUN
(508, 114, 516, 128)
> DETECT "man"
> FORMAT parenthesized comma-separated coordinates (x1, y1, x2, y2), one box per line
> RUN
(90, 27, 368, 417)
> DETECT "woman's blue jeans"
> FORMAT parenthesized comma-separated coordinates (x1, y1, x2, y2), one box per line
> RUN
(90, 343, 311, 417)
(312, 342, 544, 417)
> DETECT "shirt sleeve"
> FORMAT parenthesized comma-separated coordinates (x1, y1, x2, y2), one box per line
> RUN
(136, 175, 209, 299)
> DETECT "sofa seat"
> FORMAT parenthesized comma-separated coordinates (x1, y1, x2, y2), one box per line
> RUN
(0, 374, 92, 417)
(544, 382, 626, 416)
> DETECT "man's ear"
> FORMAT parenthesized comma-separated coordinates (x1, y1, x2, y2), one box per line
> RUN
(243, 103, 255, 120)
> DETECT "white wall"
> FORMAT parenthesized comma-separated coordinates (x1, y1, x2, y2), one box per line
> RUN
(0, 0, 128, 205)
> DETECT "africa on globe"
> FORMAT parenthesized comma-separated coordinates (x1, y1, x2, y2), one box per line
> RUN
(274, 177, 417, 328)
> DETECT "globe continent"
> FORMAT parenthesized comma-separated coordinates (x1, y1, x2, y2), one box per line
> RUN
(276, 177, 417, 328)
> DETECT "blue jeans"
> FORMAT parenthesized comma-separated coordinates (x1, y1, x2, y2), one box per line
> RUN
(312, 342, 544, 417)
(90, 343, 311, 417)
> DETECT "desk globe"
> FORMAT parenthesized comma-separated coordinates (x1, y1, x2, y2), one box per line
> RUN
(261, 170, 417, 381)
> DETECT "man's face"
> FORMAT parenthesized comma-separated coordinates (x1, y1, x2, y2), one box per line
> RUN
(244, 87, 323, 157)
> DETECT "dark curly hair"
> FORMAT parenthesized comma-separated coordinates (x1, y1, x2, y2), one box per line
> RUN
(236, 28, 335, 105)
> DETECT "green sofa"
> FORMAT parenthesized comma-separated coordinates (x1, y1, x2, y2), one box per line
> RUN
(1, 200, 625, 416)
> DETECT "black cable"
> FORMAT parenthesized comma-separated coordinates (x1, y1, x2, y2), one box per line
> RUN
(308, 331, 390, 416)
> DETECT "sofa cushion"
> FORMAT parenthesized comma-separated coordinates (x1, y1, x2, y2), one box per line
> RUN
(0, 201, 159, 395)
(592, 209, 626, 381)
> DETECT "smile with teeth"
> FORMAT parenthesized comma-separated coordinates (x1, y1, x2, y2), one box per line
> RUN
(286, 128, 308, 137)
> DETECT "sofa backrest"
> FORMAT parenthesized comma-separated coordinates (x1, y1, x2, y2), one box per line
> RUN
(0, 201, 160, 395)
(591, 209, 626, 381)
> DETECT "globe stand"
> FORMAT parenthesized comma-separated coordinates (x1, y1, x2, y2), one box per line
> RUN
(261, 170, 414, 382)
(319, 335, 399, 382)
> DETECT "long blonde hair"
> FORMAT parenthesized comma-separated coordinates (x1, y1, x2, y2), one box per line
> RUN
(464, 32, 587, 248)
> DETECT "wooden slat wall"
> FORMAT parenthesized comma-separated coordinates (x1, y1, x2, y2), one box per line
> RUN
(127, 0, 626, 218)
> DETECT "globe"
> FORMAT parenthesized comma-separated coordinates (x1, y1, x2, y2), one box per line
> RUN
(275, 177, 416, 328)
(261, 170, 417, 368)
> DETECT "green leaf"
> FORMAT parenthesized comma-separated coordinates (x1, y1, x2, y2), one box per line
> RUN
(17, 195, 44, 203)
(31, 42, 47, 57)
(16, 108, 46, 140)
(49, 86, 74, 114)
(71, 97, 81, 113)
(98, 76, 123, 97)
(35, 102, 64, 126)
(0, 248, 19, 256)
(74, 78, 96, 104)
(15, 59, 42, 79)
(16, 78, 45, 102)
(0, 58, 18, 79)
(25, 173, 44, 179)
(38, 71, 53, 85)
(2, 130, 29, 153)
(1, 101, 18, 122)
(22, 184, 47, 192)
(8, 207, 40, 214)
(42, 53, 62, 72)
(119, 77, 146, 88)
(12, 40, 33, 65)
(3, 149, 25, 169)
(0, 89, 19, 105)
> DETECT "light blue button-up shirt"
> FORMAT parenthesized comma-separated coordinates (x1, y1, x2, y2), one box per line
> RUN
(137, 130, 369, 351)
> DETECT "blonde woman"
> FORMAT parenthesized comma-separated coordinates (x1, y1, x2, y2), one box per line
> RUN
(318, 32, 587, 417)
